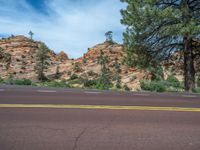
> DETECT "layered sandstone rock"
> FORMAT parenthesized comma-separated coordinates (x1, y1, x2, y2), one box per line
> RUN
(0, 36, 64, 81)
(0, 36, 147, 90)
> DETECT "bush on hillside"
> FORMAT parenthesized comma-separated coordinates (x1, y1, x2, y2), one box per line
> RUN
(5, 78, 32, 85)
(82, 79, 98, 88)
(140, 80, 166, 92)
(40, 81, 70, 88)
(194, 87, 200, 93)
(166, 75, 181, 88)
(14, 79, 32, 85)
(197, 76, 200, 87)
(0, 77, 4, 83)
(123, 84, 130, 91)
(70, 74, 78, 80)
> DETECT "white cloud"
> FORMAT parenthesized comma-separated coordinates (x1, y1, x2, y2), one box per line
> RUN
(0, 0, 126, 58)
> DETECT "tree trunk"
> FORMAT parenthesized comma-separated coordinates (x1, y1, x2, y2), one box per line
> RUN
(183, 36, 195, 92)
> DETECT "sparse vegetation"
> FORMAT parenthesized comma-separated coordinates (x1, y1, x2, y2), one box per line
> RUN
(130, 75, 137, 82)
(73, 62, 82, 72)
(140, 80, 166, 92)
(3, 77, 32, 86)
(35, 43, 50, 81)
(166, 75, 181, 88)
(0, 47, 11, 70)
(194, 87, 200, 93)
(38, 80, 70, 88)
(70, 74, 78, 80)
(116, 78, 121, 89)
(82, 79, 98, 88)
(0, 77, 4, 83)
(113, 58, 122, 88)
(149, 66, 164, 81)
(87, 70, 97, 77)
(55, 65, 61, 79)
(140, 76, 184, 92)
(197, 75, 200, 87)
(67, 71, 72, 76)
(123, 84, 130, 91)
(97, 50, 112, 90)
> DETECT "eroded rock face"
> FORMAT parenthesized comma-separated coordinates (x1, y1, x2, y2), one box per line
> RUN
(0, 36, 147, 90)
(0, 36, 62, 81)
(59, 41, 147, 90)
(162, 45, 200, 82)
(57, 51, 69, 62)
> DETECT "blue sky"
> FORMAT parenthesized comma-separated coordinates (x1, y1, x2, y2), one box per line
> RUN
(0, 0, 126, 58)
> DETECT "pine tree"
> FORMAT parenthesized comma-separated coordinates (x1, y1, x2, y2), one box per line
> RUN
(113, 58, 122, 88)
(35, 43, 50, 81)
(97, 50, 112, 90)
(121, 0, 200, 92)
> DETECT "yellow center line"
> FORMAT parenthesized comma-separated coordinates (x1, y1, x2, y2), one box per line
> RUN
(0, 104, 200, 112)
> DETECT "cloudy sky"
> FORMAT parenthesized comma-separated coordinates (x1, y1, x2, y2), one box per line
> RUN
(0, 0, 126, 58)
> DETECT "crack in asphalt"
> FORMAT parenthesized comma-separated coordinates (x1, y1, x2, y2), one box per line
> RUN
(92, 115, 117, 133)
(72, 127, 88, 150)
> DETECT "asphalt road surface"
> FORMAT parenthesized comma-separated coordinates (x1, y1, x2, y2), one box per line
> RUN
(0, 85, 200, 150)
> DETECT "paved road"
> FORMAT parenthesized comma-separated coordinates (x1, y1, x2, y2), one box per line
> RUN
(0, 85, 200, 150)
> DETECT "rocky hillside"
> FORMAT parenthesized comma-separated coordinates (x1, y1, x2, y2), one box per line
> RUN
(0, 36, 148, 90)
(0, 36, 69, 81)
(59, 41, 147, 90)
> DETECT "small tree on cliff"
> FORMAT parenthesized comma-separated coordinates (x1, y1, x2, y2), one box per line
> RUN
(113, 58, 122, 88)
(28, 31, 34, 40)
(121, 0, 200, 92)
(105, 31, 113, 42)
(35, 43, 50, 81)
(97, 50, 112, 90)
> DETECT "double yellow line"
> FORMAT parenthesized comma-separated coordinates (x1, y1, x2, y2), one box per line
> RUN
(0, 104, 200, 112)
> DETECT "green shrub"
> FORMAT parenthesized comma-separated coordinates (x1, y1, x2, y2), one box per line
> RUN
(68, 79, 82, 85)
(5, 78, 32, 85)
(87, 71, 97, 77)
(14, 79, 32, 85)
(197, 76, 200, 87)
(116, 82, 121, 89)
(0, 77, 4, 83)
(130, 75, 137, 82)
(140, 80, 166, 92)
(149, 66, 164, 81)
(166, 75, 181, 88)
(73, 62, 82, 72)
(70, 74, 78, 80)
(123, 84, 130, 91)
(67, 71, 72, 76)
(194, 87, 200, 93)
(82, 79, 97, 88)
(95, 79, 113, 90)
(41, 81, 70, 88)
(5, 75, 13, 84)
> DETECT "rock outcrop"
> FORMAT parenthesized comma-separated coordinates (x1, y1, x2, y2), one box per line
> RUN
(0, 36, 63, 81)
(57, 51, 69, 62)
(60, 41, 147, 90)
(0, 36, 149, 90)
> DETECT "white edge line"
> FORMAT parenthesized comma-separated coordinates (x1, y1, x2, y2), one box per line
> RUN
(181, 95, 197, 98)
(132, 94, 149, 96)
(37, 90, 57, 93)
(84, 91, 101, 94)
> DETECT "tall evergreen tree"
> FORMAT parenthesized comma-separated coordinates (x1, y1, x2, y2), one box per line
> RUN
(97, 50, 112, 90)
(113, 58, 122, 88)
(121, 0, 200, 92)
(35, 43, 50, 81)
